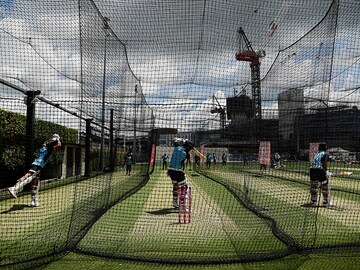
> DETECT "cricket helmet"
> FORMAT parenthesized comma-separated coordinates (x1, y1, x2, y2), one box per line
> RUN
(183, 139, 194, 149)
(318, 142, 327, 151)
(173, 137, 185, 146)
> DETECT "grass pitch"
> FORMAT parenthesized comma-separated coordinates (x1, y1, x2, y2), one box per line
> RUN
(1, 162, 360, 269)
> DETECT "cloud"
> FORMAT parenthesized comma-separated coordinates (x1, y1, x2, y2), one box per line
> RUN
(1, 0, 359, 134)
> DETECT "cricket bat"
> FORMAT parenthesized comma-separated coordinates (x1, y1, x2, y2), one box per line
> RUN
(328, 171, 353, 177)
(336, 171, 353, 177)
(192, 147, 206, 160)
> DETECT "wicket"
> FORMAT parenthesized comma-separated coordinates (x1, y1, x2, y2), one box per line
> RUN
(178, 186, 192, 224)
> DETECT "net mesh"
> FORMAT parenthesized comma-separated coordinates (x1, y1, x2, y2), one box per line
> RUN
(1, 0, 360, 268)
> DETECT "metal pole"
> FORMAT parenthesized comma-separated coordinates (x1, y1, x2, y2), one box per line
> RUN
(100, 18, 110, 171)
(109, 109, 114, 171)
(85, 118, 92, 177)
(133, 85, 138, 153)
(25, 90, 41, 169)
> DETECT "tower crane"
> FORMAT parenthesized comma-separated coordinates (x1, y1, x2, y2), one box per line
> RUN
(235, 27, 265, 120)
(210, 94, 226, 140)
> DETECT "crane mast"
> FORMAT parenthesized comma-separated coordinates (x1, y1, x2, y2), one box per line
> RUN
(235, 27, 265, 120)
(210, 95, 226, 140)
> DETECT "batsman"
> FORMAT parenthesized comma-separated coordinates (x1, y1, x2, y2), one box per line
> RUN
(8, 134, 62, 207)
(167, 138, 201, 210)
(309, 142, 330, 207)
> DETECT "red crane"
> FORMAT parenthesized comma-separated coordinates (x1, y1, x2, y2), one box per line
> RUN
(235, 27, 265, 120)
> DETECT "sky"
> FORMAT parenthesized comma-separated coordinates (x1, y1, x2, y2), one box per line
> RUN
(0, 0, 360, 134)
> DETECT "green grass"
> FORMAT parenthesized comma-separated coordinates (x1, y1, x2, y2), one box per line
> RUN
(40, 251, 360, 270)
(1, 163, 360, 269)
(76, 168, 299, 262)
(0, 166, 145, 266)
(188, 171, 287, 252)
(200, 164, 360, 247)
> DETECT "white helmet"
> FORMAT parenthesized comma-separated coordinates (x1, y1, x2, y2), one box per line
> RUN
(52, 134, 60, 140)
(173, 137, 185, 146)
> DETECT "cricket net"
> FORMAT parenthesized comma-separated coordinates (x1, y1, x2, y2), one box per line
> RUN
(1, 0, 360, 268)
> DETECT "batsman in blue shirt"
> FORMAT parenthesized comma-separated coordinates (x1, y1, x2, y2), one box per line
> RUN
(8, 134, 62, 206)
(168, 138, 194, 209)
(309, 142, 330, 207)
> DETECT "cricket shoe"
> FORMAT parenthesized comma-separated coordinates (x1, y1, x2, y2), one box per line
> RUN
(173, 199, 179, 209)
(179, 205, 190, 213)
(8, 187, 17, 199)
(310, 201, 317, 207)
(323, 199, 332, 207)
(31, 196, 40, 207)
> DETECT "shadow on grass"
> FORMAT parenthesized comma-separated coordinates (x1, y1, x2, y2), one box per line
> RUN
(146, 208, 178, 215)
(300, 203, 345, 211)
(1, 204, 32, 214)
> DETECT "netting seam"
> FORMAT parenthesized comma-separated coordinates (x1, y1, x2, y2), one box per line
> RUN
(67, 173, 150, 251)
(0, 28, 80, 84)
(196, 168, 301, 251)
(219, 168, 360, 252)
(262, 0, 338, 81)
(191, 0, 207, 82)
(279, 0, 337, 53)
(85, 0, 141, 83)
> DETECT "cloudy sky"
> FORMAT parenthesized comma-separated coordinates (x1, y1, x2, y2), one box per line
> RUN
(0, 0, 359, 133)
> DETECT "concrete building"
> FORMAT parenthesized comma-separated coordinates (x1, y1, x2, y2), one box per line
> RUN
(278, 88, 305, 142)
(298, 106, 360, 153)
(277, 88, 360, 156)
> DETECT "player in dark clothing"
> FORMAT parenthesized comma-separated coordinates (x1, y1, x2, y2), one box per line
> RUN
(222, 153, 227, 166)
(161, 153, 169, 170)
(124, 149, 134, 176)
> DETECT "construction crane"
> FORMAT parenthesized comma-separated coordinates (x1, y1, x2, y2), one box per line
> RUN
(211, 94, 226, 140)
(235, 27, 265, 120)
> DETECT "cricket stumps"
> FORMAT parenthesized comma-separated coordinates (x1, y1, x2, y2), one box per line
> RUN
(178, 186, 192, 224)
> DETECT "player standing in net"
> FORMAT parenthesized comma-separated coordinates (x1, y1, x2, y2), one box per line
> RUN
(167, 138, 193, 209)
(124, 149, 134, 176)
(8, 134, 62, 207)
(161, 153, 169, 170)
(309, 142, 330, 207)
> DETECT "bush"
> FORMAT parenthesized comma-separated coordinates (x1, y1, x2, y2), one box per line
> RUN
(0, 108, 78, 179)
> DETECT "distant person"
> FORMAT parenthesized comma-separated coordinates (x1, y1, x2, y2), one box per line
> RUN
(222, 153, 227, 166)
(161, 153, 169, 170)
(124, 149, 134, 176)
(243, 151, 249, 166)
(206, 153, 212, 168)
(309, 142, 330, 207)
(194, 155, 200, 167)
(272, 152, 281, 169)
(212, 153, 217, 166)
(8, 134, 62, 207)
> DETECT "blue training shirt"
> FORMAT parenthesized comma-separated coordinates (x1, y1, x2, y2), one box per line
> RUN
(169, 146, 187, 170)
(32, 146, 52, 168)
(311, 151, 327, 169)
